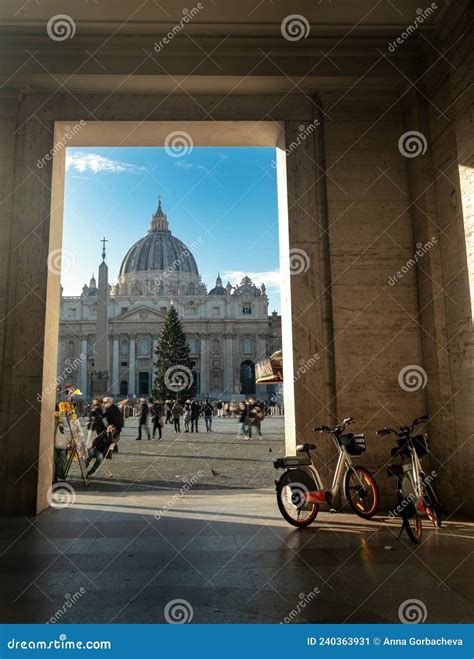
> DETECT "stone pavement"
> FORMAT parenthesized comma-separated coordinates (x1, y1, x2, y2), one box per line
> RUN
(69, 415, 286, 492)
(0, 415, 473, 624)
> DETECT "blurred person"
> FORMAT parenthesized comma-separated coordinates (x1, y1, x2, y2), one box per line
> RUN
(204, 399, 214, 432)
(190, 399, 200, 433)
(136, 398, 151, 441)
(103, 396, 123, 453)
(172, 400, 183, 433)
(151, 400, 164, 439)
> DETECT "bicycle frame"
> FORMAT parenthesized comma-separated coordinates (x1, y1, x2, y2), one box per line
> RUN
(400, 439, 425, 509)
(300, 434, 362, 504)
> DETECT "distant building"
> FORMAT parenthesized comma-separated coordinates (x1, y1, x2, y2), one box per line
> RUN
(58, 198, 282, 399)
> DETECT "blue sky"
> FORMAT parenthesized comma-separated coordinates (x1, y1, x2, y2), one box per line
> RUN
(62, 146, 281, 311)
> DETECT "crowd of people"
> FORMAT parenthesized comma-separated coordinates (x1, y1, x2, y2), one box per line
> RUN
(54, 392, 281, 483)
(131, 397, 274, 439)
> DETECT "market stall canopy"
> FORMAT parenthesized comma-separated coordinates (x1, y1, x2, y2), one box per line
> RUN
(255, 350, 283, 384)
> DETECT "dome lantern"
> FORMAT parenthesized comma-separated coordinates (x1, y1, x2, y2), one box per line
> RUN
(149, 196, 170, 232)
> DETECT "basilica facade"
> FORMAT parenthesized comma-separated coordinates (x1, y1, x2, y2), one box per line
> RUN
(57, 199, 282, 399)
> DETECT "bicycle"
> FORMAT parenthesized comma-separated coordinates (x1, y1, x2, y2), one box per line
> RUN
(274, 417, 379, 527)
(377, 414, 441, 544)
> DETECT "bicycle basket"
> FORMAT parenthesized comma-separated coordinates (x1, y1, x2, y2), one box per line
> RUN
(412, 433, 430, 457)
(341, 433, 366, 455)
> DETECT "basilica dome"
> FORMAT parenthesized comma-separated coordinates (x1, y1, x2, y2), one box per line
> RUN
(118, 199, 199, 278)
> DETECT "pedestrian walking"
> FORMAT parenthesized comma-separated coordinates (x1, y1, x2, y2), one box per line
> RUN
(136, 398, 151, 440)
(150, 400, 163, 439)
(238, 401, 249, 438)
(190, 399, 200, 433)
(204, 399, 213, 432)
(172, 401, 183, 433)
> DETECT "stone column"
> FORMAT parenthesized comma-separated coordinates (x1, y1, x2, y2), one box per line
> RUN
(200, 336, 209, 396)
(80, 337, 88, 395)
(128, 334, 136, 395)
(111, 334, 119, 396)
(224, 334, 234, 396)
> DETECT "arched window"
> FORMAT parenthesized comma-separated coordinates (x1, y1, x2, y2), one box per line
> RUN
(213, 338, 220, 353)
(120, 339, 129, 356)
(67, 340, 75, 358)
(243, 338, 253, 355)
(139, 336, 149, 356)
(188, 338, 197, 354)
(120, 380, 128, 396)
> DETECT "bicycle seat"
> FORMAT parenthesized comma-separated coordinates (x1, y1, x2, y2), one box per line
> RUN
(296, 443, 316, 452)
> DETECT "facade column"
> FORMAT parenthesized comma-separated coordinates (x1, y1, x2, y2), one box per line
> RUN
(111, 334, 119, 396)
(79, 337, 88, 395)
(224, 334, 234, 396)
(151, 335, 158, 391)
(129, 334, 136, 395)
(200, 335, 209, 396)
(257, 333, 267, 361)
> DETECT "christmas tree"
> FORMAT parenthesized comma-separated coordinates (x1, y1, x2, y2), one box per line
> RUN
(152, 305, 196, 401)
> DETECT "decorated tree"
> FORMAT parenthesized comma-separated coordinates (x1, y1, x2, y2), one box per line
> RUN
(152, 305, 196, 401)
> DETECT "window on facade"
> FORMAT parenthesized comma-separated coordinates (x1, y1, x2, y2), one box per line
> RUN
(213, 338, 220, 353)
(67, 340, 75, 358)
(121, 361, 127, 367)
(120, 340, 128, 356)
(212, 306, 220, 317)
(243, 304, 252, 315)
(139, 336, 149, 356)
(243, 338, 253, 355)
(189, 338, 197, 354)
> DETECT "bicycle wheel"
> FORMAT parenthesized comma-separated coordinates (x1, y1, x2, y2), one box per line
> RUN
(344, 466, 379, 519)
(400, 494, 422, 544)
(276, 471, 319, 528)
(422, 479, 442, 528)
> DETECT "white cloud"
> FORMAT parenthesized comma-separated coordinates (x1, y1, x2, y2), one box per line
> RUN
(221, 270, 281, 292)
(66, 152, 145, 175)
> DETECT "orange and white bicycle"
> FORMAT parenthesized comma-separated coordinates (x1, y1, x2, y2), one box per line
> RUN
(274, 417, 379, 527)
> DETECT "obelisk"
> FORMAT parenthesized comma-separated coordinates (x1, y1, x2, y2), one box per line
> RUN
(92, 238, 109, 397)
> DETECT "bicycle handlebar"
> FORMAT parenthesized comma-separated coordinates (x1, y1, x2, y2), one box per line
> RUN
(313, 418, 354, 435)
(377, 414, 429, 438)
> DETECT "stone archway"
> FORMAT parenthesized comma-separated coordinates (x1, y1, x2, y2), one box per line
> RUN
(239, 360, 256, 396)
